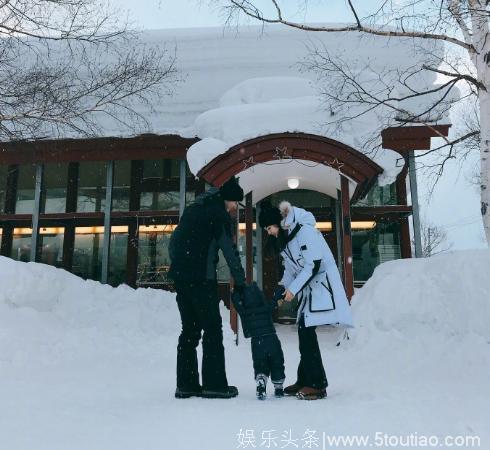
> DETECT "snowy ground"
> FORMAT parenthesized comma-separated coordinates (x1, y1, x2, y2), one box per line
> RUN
(1, 251, 489, 450)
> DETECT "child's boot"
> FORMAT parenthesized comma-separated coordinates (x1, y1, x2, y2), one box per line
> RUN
(256, 374, 267, 400)
(272, 380, 284, 397)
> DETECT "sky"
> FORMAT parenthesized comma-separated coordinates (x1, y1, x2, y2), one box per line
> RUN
(115, 0, 368, 31)
(110, 0, 486, 250)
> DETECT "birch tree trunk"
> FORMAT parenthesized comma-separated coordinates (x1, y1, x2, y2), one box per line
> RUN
(478, 88, 490, 243)
(469, 1, 490, 243)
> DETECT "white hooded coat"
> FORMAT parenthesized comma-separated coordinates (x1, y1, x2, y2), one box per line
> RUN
(279, 205, 354, 328)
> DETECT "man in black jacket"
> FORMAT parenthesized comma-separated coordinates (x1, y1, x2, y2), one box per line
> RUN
(168, 176, 246, 399)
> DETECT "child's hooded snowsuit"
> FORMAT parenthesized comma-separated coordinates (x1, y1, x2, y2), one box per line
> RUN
(232, 283, 285, 382)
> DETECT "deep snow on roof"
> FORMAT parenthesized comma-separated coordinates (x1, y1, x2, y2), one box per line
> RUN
(17, 25, 450, 184)
(124, 25, 446, 134)
(111, 25, 447, 184)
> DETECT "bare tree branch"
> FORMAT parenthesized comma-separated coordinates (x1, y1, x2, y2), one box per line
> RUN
(0, 0, 180, 141)
(228, 0, 475, 51)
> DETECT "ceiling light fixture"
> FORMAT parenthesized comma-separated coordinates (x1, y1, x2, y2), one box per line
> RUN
(287, 178, 299, 189)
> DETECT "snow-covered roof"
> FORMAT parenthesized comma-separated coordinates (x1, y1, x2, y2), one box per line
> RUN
(148, 25, 446, 186)
(43, 25, 450, 187)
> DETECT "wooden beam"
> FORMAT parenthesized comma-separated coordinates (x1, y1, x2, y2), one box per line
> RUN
(0, 134, 198, 165)
(382, 125, 451, 154)
(382, 125, 450, 141)
(197, 133, 383, 197)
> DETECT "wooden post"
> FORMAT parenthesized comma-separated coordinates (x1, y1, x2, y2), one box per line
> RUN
(340, 176, 354, 301)
(245, 192, 253, 283)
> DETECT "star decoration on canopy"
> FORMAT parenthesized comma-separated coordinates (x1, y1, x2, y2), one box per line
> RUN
(324, 157, 345, 171)
(242, 156, 256, 170)
(273, 146, 292, 160)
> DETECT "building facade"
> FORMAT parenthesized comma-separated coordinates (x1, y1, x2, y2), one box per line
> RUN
(0, 26, 451, 321)
(0, 126, 447, 297)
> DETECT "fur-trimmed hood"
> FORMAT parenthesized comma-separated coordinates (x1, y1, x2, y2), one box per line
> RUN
(279, 201, 316, 231)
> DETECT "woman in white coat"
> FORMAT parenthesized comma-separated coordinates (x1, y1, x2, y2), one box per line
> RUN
(258, 201, 353, 400)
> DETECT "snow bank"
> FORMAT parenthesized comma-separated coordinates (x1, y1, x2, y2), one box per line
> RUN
(351, 249, 490, 344)
(1, 251, 489, 450)
(0, 256, 178, 338)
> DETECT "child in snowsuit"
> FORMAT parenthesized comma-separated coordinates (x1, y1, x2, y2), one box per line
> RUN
(232, 282, 286, 400)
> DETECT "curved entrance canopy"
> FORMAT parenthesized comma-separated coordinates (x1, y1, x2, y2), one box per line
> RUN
(196, 133, 383, 204)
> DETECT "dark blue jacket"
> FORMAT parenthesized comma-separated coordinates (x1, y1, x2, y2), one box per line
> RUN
(232, 283, 282, 338)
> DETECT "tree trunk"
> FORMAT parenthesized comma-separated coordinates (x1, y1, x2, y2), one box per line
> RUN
(469, 3, 490, 245)
(479, 87, 490, 244)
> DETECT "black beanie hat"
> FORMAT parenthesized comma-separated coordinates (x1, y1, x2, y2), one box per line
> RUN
(258, 204, 282, 228)
(219, 176, 244, 201)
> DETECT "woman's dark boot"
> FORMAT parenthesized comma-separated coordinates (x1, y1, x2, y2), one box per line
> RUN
(296, 386, 327, 400)
(284, 383, 302, 396)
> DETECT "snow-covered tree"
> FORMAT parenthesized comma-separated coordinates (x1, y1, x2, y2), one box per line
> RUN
(0, 0, 179, 140)
(220, 0, 490, 246)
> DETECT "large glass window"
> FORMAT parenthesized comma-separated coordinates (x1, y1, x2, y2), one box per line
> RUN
(72, 225, 128, 283)
(140, 191, 196, 211)
(11, 228, 31, 261)
(39, 227, 64, 267)
(352, 221, 401, 282)
(0, 165, 7, 213)
(112, 160, 131, 212)
(140, 159, 192, 211)
(353, 181, 398, 206)
(143, 159, 181, 179)
(77, 162, 107, 212)
(72, 226, 105, 281)
(15, 164, 36, 214)
(136, 224, 175, 286)
(108, 226, 128, 286)
(42, 163, 68, 213)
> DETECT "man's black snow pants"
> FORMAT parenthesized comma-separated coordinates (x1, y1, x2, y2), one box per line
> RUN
(175, 280, 228, 390)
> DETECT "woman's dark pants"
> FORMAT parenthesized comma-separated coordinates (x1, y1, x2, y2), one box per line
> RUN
(175, 280, 228, 390)
(296, 315, 328, 389)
